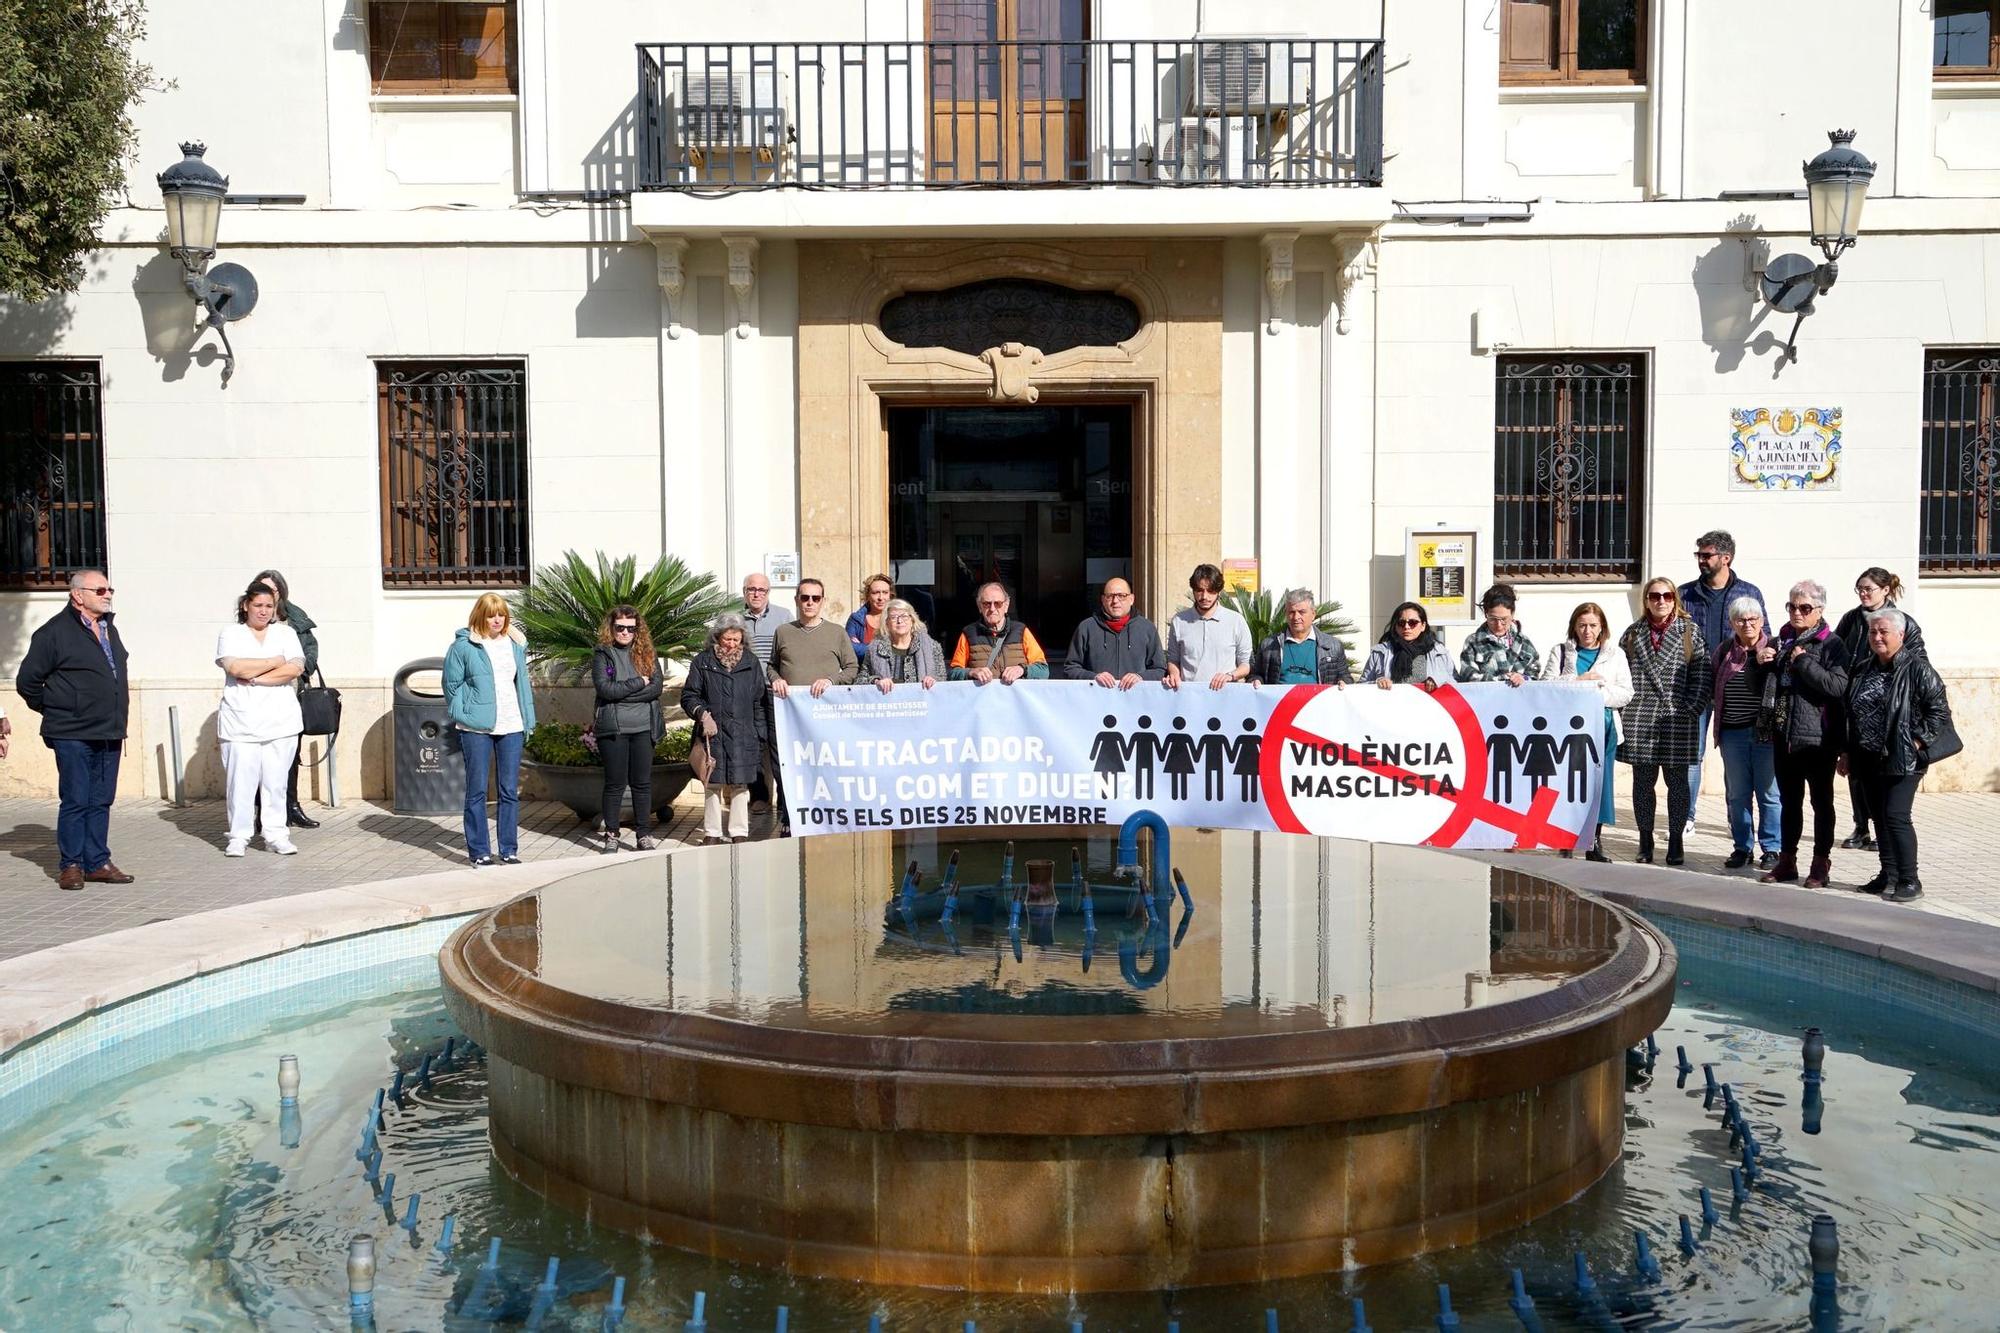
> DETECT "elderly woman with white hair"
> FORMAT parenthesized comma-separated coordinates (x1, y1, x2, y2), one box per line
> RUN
(679, 612, 773, 844)
(1711, 594, 1782, 869)
(1839, 607, 1954, 903)
(1752, 579, 1851, 886)
(863, 598, 947, 692)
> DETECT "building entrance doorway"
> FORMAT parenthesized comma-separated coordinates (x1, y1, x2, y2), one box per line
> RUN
(888, 403, 1132, 657)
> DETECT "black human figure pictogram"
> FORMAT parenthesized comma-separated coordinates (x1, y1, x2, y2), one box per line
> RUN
(1233, 717, 1263, 802)
(1130, 714, 1159, 800)
(1561, 714, 1601, 803)
(1200, 717, 1230, 800)
(1161, 717, 1198, 802)
(1091, 714, 1133, 796)
(1486, 715, 1520, 804)
(1520, 716, 1560, 795)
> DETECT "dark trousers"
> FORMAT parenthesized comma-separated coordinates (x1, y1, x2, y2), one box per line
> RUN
(1852, 752, 1921, 883)
(1775, 742, 1838, 862)
(1627, 761, 1690, 840)
(599, 731, 653, 835)
(52, 737, 121, 871)
(1846, 768, 1872, 835)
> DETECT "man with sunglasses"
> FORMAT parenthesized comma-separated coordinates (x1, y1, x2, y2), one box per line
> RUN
(15, 570, 134, 891)
(768, 578, 859, 833)
(1677, 531, 1766, 833)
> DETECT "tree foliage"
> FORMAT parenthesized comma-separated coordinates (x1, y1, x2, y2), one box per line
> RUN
(0, 0, 153, 301)
(509, 550, 741, 684)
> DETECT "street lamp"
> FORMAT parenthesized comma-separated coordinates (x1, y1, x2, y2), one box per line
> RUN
(156, 142, 258, 384)
(1757, 129, 1876, 363)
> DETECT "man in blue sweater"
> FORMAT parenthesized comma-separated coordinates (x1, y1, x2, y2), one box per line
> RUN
(1678, 530, 1766, 832)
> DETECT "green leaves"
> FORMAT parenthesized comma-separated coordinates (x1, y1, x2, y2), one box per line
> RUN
(508, 550, 741, 684)
(524, 719, 694, 767)
(0, 0, 156, 301)
(1221, 587, 1359, 656)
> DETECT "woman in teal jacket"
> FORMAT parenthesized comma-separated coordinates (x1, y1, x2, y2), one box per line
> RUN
(442, 593, 537, 865)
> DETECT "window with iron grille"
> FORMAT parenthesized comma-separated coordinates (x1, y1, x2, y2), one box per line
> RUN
(0, 363, 108, 590)
(1920, 351, 2000, 573)
(378, 362, 529, 587)
(1493, 356, 1645, 582)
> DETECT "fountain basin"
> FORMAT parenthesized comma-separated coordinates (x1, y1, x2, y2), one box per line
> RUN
(440, 830, 1674, 1291)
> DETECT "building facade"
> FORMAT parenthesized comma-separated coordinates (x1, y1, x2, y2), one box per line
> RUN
(3, 0, 1999, 799)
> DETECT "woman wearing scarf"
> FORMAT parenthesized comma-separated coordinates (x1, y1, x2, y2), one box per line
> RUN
(1830, 567, 1924, 852)
(1712, 596, 1781, 869)
(681, 612, 773, 845)
(1360, 601, 1455, 688)
(1618, 578, 1710, 865)
(1755, 579, 1850, 886)
(1543, 602, 1632, 862)
(865, 599, 947, 692)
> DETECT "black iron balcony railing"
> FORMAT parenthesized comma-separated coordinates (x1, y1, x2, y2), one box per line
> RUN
(636, 38, 1383, 191)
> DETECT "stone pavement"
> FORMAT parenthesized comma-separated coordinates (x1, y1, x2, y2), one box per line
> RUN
(0, 789, 738, 962)
(0, 785, 1994, 962)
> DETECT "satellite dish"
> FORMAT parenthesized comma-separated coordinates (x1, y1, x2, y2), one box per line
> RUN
(1759, 253, 1817, 314)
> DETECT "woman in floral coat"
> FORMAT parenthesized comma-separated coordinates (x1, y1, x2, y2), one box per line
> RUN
(1618, 577, 1712, 865)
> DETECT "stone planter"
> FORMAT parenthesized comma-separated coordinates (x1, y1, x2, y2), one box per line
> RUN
(524, 760, 695, 823)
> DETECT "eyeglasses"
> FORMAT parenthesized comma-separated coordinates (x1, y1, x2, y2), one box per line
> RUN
(742, 586, 768, 596)
(1786, 602, 1819, 613)
(82, 586, 114, 596)
(1103, 591, 1134, 601)
(1396, 618, 1424, 628)
(1645, 592, 1675, 602)
(977, 600, 1007, 609)
(796, 593, 822, 603)
(613, 623, 638, 633)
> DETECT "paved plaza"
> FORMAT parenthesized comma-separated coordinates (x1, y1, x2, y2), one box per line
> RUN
(1, 784, 1997, 961)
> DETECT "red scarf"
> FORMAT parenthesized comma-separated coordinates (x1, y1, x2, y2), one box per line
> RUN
(1646, 614, 1672, 650)
(1101, 614, 1131, 633)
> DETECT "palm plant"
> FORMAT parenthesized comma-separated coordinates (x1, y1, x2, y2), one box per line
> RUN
(510, 550, 740, 683)
(1222, 587, 1359, 657)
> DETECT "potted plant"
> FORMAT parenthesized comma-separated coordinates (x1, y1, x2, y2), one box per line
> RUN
(523, 720, 697, 821)
(1222, 587, 1360, 659)
(512, 551, 739, 823)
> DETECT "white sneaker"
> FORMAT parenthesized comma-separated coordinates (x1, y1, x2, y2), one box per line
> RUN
(224, 840, 247, 858)
(1682, 817, 1696, 836)
(267, 839, 299, 856)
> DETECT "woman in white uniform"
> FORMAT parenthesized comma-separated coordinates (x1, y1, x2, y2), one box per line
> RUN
(215, 582, 306, 856)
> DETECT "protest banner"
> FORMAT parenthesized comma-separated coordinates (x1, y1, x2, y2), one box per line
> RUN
(773, 680, 1605, 850)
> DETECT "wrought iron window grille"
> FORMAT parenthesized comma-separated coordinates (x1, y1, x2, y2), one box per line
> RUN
(1920, 352, 2000, 574)
(1493, 357, 1645, 584)
(0, 364, 107, 590)
(378, 363, 530, 588)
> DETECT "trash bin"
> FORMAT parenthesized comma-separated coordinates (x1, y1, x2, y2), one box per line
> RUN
(393, 658, 463, 815)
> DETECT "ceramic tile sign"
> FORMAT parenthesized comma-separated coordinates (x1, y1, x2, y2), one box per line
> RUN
(1729, 406, 1842, 491)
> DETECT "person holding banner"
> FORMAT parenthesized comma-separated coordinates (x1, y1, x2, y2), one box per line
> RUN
(682, 614, 772, 844)
(947, 582, 1050, 684)
(1457, 584, 1540, 686)
(770, 580, 859, 699)
(1618, 578, 1710, 866)
(865, 599, 947, 692)
(1361, 602, 1454, 689)
(1545, 602, 1631, 862)
(1165, 564, 1253, 690)
(1063, 578, 1166, 689)
(1252, 587, 1351, 685)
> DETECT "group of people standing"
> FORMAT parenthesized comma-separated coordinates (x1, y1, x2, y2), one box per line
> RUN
(1388, 533, 1949, 904)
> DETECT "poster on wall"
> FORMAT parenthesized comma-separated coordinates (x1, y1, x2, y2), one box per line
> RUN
(774, 679, 1604, 852)
(1729, 407, 1842, 490)
(1222, 559, 1259, 594)
(1405, 527, 1479, 624)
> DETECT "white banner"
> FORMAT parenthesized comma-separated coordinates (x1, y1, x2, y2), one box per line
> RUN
(774, 680, 1606, 850)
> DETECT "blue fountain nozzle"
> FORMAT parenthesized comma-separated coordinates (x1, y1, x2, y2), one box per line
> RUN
(940, 849, 960, 891)
(1634, 1230, 1660, 1282)
(999, 841, 1015, 890)
(1740, 1142, 1759, 1181)
(775, 1305, 789, 1332)
(1730, 1164, 1749, 1202)
(1679, 1214, 1698, 1255)
(1011, 924, 1023, 964)
(1171, 866, 1193, 911)
(867, 1317, 882, 1333)
(601, 1275, 627, 1330)
(1434, 1283, 1460, 1330)
(1699, 1185, 1719, 1225)
(1572, 1251, 1596, 1298)
(1808, 1213, 1839, 1291)
(441, 1037, 455, 1066)
(401, 1192, 421, 1231)
(1506, 1267, 1539, 1325)
(684, 1290, 707, 1332)
(378, 1171, 395, 1205)
(1349, 1297, 1372, 1333)
(482, 1236, 501, 1271)
(1676, 1045, 1694, 1075)
(1264, 1309, 1279, 1333)
(435, 1213, 456, 1254)
(389, 1069, 405, 1106)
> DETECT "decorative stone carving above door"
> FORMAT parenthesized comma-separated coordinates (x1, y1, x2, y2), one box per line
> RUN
(980, 342, 1045, 403)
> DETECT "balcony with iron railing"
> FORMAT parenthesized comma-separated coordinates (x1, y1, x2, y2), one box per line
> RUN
(631, 37, 1385, 232)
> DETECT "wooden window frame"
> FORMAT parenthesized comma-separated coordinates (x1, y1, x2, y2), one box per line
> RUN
(367, 1, 518, 96)
(0, 361, 108, 591)
(377, 361, 530, 589)
(1934, 0, 2000, 79)
(1501, 0, 1648, 87)
(1919, 350, 2000, 575)
(1492, 354, 1647, 584)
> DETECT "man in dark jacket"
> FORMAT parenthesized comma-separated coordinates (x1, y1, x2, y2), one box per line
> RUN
(1678, 529, 1766, 830)
(1063, 577, 1166, 689)
(14, 571, 134, 890)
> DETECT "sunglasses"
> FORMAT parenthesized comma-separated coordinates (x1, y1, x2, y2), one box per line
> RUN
(613, 623, 638, 632)
(796, 593, 822, 603)
(977, 600, 1007, 609)
(1694, 551, 1721, 560)
(1645, 592, 1675, 601)
(1396, 618, 1424, 628)
(1786, 602, 1819, 613)
(82, 586, 114, 596)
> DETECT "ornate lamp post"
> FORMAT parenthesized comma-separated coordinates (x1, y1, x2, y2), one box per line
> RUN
(1758, 130, 1877, 363)
(156, 142, 259, 384)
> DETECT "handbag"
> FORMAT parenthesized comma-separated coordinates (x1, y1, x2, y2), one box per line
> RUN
(1922, 715, 1964, 764)
(297, 665, 343, 738)
(688, 731, 714, 783)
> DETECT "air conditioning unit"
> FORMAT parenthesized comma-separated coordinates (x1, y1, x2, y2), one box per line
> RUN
(1186, 36, 1302, 114)
(1154, 118, 1224, 182)
(671, 68, 791, 168)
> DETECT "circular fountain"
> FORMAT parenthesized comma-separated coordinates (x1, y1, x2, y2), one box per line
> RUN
(440, 825, 1674, 1293)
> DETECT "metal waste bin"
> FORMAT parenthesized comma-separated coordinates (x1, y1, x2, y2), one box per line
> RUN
(393, 657, 463, 815)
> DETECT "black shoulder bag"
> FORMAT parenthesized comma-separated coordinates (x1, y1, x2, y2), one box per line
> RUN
(298, 665, 344, 738)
